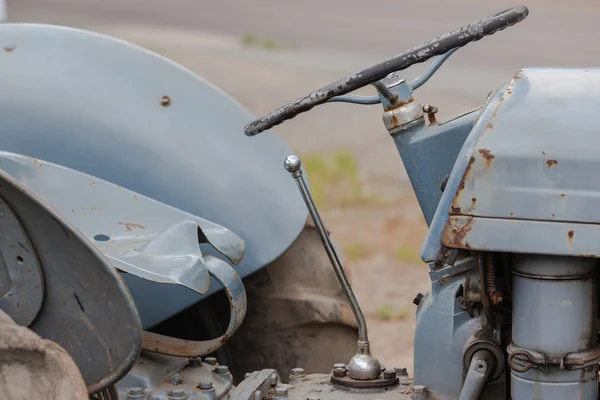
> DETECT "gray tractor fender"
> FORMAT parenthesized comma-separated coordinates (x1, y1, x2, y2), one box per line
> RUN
(0, 23, 308, 326)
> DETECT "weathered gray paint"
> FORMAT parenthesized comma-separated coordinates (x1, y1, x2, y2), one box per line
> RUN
(511, 254, 598, 399)
(421, 88, 506, 263)
(0, 23, 307, 326)
(390, 109, 479, 226)
(413, 258, 485, 397)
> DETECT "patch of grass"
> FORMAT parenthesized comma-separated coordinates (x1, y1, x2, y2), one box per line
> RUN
(395, 245, 422, 263)
(374, 305, 410, 321)
(242, 34, 257, 46)
(344, 242, 369, 261)
(241, 34, 294, 50)
(301, 149, 388, 208)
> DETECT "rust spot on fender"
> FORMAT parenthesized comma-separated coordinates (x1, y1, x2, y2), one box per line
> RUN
(451, 206, 461, 214)
(478, 149, 495, 167)
(542, 151, 547, 156)
(568, 230, 574, 247)
(486, 122, 493, 130)
(89, 181, 96, 186)
(441, 216, 473, 250)
(560, 194, 566, 198)
(119, 222, 146, 232)
(546, 159, 558, 168)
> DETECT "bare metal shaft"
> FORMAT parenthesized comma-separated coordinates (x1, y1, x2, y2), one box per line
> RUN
(458, 350, 496, 400)
(285, 159, 368, 344)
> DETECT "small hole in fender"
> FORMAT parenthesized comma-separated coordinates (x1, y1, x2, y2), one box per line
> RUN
(94, 234, 110, 242)
(16, 256, 23, 264)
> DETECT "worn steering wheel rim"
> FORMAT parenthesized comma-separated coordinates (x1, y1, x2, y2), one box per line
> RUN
(244, 5, 529, 137)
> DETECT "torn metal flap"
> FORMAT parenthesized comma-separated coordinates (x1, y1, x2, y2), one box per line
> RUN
(0, 152, 245, 288)
(102, 221, 211, 294)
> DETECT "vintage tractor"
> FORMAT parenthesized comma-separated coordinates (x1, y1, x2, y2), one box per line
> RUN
(1, 4, 598, 400)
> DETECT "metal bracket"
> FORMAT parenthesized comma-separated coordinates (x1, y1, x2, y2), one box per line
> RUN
(142, 255, 247, 357)
(507, 343, 600, 373)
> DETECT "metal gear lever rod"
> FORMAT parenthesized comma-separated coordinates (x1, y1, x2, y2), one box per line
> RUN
(284, 154, 381, 380)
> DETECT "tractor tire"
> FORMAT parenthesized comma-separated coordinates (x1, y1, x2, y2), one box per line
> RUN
(226, 219, 358, 381)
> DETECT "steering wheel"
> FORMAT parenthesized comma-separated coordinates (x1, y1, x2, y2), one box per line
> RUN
(244, 6, 529, 137)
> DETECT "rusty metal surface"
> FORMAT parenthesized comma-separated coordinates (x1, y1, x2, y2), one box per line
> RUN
(441, 215, 600, 257)
(0, 198, 44, 326)
(421, 88, 507, 263)
(0, 168, 142, 393)
(451, 68, 600, 223)
(330, 374, 399, 388)
(232, 373, 416, 400)
(244, 6, 529, 136)
(0, 310, 88, 400)
(142, 255, 247, 357)
(0, 151, 245, 326)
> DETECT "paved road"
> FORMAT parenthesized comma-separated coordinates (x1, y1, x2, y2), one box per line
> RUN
(6, 0, 600, 180)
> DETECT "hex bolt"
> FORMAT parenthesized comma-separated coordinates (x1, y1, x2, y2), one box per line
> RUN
(275, 386, 289, 397)
(332, 363, 346, 370)
(170, 373, 183, 385)
(204, 357, 218, 365)
(198, 381, 214, 390)
(383, 370, 397, 379)
(215, 365, 230, 374)
(270, 372, 278, 386)
(290, 367, 305, 377)
(332, 367, 347, 377)
(167, 389, 187, 399)
(414, 385, 427, 395)
(188, 356, 202, 367)
(127, 387, 144, 399)
(422, 104, 438, 124)
(413, 293, 424, 306)
(395, 367, 409, 376)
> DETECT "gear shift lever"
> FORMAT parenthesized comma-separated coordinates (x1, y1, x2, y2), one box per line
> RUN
(284, 154, 381, 380)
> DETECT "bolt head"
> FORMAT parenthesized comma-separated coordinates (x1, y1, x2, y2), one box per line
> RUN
(383, 370, 397, 379)
(188, 356, 202, 367)
(270, 372, 278, 386)
(170, 373, 183, 385)
(198, 381, 214, 390)
(204, 357, 218, 366)
(168, 389, 186, 398)
(290, 367, 305, 377)
(127, 387, 144, 397)
(215, 365, 229, 374)
(333, 363, 346, 370)
(395, 366, 408, 376)
(274, 386, 289, 396)
(413, 293, 424, 306)
(245, 372, 252, 379)
(414, 385, 427, 395)
(284, 155, 301, 173)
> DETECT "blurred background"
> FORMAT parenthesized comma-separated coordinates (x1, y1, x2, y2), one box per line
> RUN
(6, 0, 600, 371)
